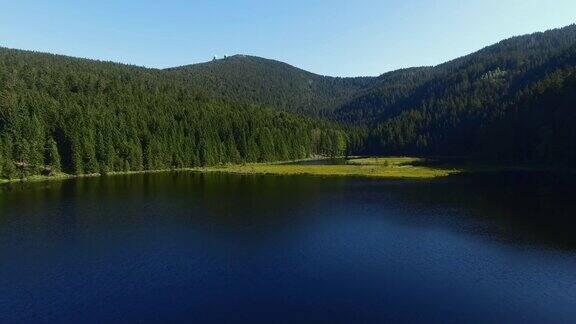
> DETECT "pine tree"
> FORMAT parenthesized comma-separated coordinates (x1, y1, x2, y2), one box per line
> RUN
(2, 138, 16, 179)
(0, 139, 3, 177)
(71, 141, 83, 175)
(45, 137, 61, 172)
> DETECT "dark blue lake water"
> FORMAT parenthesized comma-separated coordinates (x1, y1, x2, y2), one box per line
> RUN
(1, 172, 575, 323)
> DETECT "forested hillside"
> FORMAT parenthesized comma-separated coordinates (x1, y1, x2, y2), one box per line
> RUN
(1, 24, 575, 180)
(166, 55, 376, 114)
(163, 25, 576, 167)
(340, 24, 576, 166)
(0, 49, 346, 179)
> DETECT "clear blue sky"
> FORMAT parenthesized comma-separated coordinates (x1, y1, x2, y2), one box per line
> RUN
(1, 0, 575, 76)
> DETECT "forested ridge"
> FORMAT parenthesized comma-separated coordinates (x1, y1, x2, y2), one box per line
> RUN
(0, 49, 346, 179)
(1, 24, 576, 180)
(165, 55, 376, 115)
(163, 24, 576, 167)
(339, 24, 576, 166)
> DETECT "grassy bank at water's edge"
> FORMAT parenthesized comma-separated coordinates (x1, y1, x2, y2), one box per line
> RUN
(7, 156, 573, 185)
(0, 157, 460, 184)
(200, 157, 460, 179)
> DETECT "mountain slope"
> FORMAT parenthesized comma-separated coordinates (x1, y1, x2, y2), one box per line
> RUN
(336, 24, 576, 125)
(1, 23, 576, 178)
(0, 48, 346, 179)
(165, 55, 376, 114)
(339, 24, 576, 165)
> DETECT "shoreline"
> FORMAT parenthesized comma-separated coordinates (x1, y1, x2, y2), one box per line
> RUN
(0, 156, 338, 185)
(1, 157, 573, 186)
(0, 157, 446, 185)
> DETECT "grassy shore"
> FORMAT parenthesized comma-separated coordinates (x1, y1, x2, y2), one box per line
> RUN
(3, 157, 572, 186)
(0, 172, 75, 185)
(0, 157, 460, 185)
(200, 157, 460, 179)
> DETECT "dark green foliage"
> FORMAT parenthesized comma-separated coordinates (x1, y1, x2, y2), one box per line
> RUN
(168, 24, 572, 167)
(45, 137, 61, 172)
(337, 24, 576, 167)
(0, 49, 345, 179)
(478, 66, 576, 165)
(2, 24, 576, 178)
(166, 55, 376, 114)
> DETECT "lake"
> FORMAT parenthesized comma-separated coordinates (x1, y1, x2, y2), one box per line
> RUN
(1, 171, 575, 323)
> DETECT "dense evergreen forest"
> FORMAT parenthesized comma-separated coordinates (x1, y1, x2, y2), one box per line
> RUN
(0, 50, 346, 179)
(166, 24, 576, 166)
(166, 55, 376, 115)
(1, 24, 575, 179)
(343, 24, 576, 167)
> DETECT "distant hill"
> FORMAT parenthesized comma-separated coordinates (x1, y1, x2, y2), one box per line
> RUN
(165, 55, 376, 114)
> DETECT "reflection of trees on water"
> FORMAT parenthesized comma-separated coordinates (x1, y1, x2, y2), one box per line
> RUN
(1, 171, 575, 251)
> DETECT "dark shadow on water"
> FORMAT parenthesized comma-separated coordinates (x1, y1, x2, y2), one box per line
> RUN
(372, 171, 576, 250)
(1, 170, 576, 250)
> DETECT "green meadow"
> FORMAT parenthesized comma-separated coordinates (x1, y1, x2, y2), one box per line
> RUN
(200, 157, 460, 179)
(0, 157, 463, 184)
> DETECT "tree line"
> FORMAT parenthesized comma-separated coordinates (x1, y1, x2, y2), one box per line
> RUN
(337, 24, 576, 167)
(0, 48, 346, 179)
(2, 24, 576, 179)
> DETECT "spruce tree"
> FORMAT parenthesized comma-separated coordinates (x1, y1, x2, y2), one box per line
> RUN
(45, 138, 61, 172)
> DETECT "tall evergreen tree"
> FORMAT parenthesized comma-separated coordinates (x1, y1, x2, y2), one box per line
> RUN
(45, 137, 61, 172)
